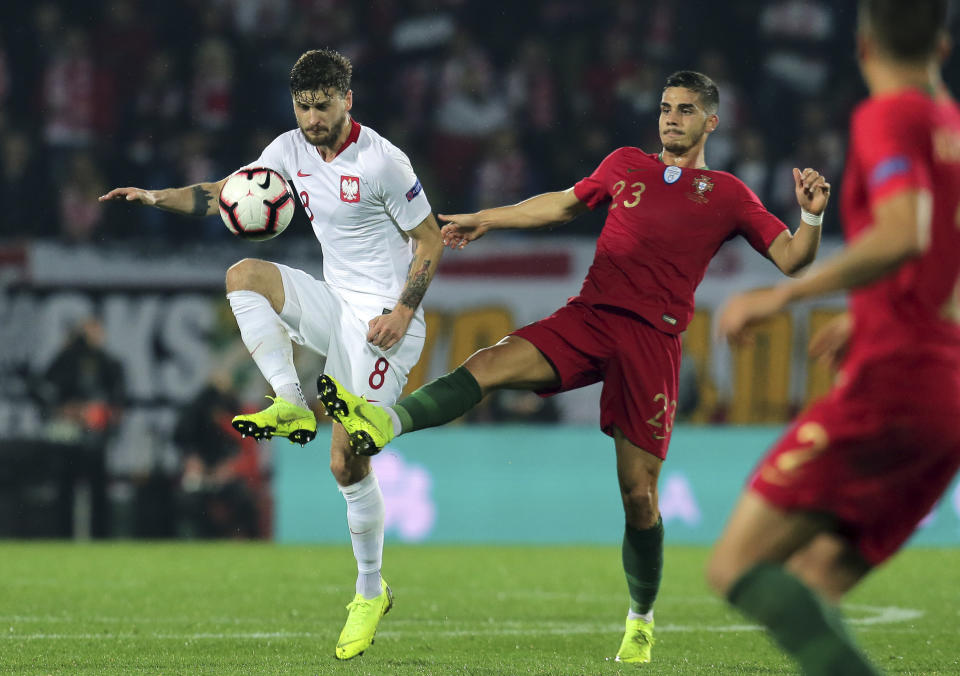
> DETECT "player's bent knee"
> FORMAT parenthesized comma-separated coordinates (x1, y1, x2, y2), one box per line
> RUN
(225, 258, 274, 293)
(329, 456, 350, 484)
(462, 346, 509, 390)
(620, 481, 658, 527)
(463, 337, 555, 391)
(226, 259, 285, 311)
(330, 454, 370, 486)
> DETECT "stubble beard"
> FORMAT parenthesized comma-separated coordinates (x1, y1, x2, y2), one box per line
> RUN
(302, 111, 348, 148)
(662, 126, 705, 157)
(662, 139, 689, 155)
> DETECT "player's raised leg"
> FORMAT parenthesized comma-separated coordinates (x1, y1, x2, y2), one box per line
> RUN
(318, 336, 558, 454)
(317, 374, 400, 454)
(330, 424, 393, 659)
(226, 258, 316, 444)
(612, 429, 663, 664)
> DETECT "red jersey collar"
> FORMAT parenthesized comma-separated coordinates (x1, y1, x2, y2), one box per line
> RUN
(318, 118, 362, 160)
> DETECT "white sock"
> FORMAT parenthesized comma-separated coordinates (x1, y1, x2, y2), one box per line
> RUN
(227, 290, 306, 407)
(339, 471, 385, 600)
(384, 406, 403, 436)
(627, 608, 654, 623)
(276, 383, 308, 409)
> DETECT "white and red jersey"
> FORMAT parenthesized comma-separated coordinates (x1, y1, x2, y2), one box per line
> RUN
(250, 118, 432, 331)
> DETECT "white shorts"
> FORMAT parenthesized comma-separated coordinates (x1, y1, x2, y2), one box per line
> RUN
(274, 263, 425, 405)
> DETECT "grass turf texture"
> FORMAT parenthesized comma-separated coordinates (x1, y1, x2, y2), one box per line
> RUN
(2, 543, 958, 675)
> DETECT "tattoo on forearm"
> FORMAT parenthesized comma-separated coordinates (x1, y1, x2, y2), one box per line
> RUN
(190, 185, 212, 217)
(400, 259, 433, 310)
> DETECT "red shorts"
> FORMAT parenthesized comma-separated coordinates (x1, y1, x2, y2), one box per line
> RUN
(512, 302, 681, 459)
(750, 385, 960, 565)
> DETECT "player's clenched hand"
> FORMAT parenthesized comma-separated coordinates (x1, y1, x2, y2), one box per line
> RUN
(716, 286, 791, 345)
(367, 310, 411, 350)
(98, 187, 158, 206)
(438, 213, 489, 249)
(809, 311, 853, 371)
(793, 168, 831, 215)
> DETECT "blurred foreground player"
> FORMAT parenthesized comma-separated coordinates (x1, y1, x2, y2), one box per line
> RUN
(318, 70, 831, 663)
(710, 1, 959, 673)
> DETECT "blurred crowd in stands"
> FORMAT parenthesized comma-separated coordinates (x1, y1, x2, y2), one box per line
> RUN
(6, 0, 953, 245)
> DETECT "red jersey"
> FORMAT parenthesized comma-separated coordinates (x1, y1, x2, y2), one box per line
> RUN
(839, 89, 960, 404)
(573, 148, 786, 334)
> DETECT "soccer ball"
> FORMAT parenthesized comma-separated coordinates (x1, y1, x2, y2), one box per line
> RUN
(218, 167, 295, 241)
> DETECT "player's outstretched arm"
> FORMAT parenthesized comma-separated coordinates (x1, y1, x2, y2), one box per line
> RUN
(766, 168, 831, 276)
(438, 188, 588, 249)
(99, 177, 230, 218)
(718, 188, 928, 344)
(781, 188, 929, 297)
(367, 213, 445, 350)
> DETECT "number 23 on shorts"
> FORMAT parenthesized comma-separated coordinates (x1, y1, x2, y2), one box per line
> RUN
(646, 392, 677, 440)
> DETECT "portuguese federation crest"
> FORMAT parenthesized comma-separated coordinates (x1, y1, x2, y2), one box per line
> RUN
(687, 174, 714, 204)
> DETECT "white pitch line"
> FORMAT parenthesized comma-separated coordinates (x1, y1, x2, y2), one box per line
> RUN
(0, 615, 291, 625)
(0, 632, 318, 641)
(843, 604, 924, 626)
(0, 604, 924, 641)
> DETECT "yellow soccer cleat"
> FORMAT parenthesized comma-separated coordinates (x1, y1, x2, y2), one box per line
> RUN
(615, 617, 655, 664)
(316, 374, 394, 455)
(335, 580, 394, 660)
(231, 396, 317, 445)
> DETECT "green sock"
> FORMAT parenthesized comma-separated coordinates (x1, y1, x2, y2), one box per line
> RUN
(728, 563, 881, 676)
(622, 517, 663, 614)
(393, 366, 483, 433)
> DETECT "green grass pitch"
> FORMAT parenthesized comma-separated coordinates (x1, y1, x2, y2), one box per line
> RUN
(2, 543, 958, 675)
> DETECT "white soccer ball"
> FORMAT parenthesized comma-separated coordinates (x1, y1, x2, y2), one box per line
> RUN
(218, 167, 295, 241)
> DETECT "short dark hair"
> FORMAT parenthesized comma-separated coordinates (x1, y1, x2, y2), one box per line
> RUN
(663, 71, 719, 115)
(859, 0, 948, 61)
(289, 49, 353, 97)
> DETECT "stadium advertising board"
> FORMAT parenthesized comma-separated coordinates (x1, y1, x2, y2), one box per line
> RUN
(274, 426, 960, 546)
